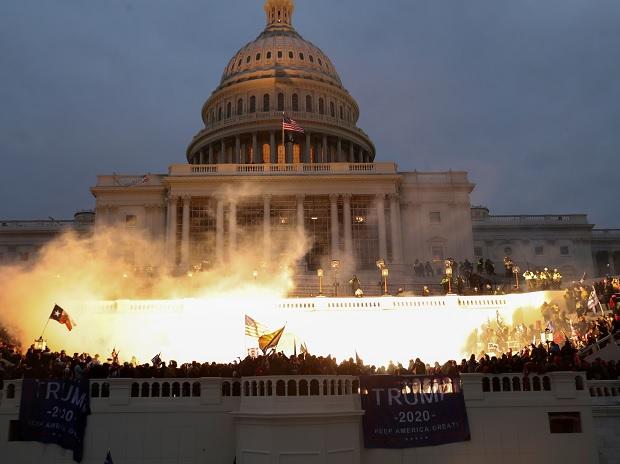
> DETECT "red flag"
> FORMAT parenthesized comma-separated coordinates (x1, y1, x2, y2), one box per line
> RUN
(49, 304, 75, 331)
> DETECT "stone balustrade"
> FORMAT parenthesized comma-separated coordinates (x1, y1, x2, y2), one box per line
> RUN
(168, 162, 397, 177)
(475, 214, 590, 225)
(588, 380, 620, 405)
(0, 372, 596, 407)
(0, 220, 76, 230)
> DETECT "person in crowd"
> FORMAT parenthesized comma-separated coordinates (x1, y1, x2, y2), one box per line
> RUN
(503, 256, 514, 278)
(484, 259, 495, 275)
(348, 275, 363, 297)
(424, 261, 434, 277)
(476, 258, 484, 275)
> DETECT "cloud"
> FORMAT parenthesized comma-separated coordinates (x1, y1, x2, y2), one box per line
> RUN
(0, 0, 619, 227)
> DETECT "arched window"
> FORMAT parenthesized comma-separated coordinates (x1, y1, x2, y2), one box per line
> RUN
(309, 55, 314, 63)
(237, 98, 243, 116)
(249, 96, 256, 113)
(277, 92, 284, 111)
(246, 55, 251, 63)
(266, 51, 272, 59)
(226, 102, 232, 118)
(263, 94, 270, 112)
(288, 51, 294, 59)
(256, 53, 261, 61)
(218, 106, 222, 121)
(299, 52, 304, 60)
(306, 95, 313, 112)
(318, 98, 324, 115)
(330, 101, 335, 117)
(292, 93, 299, 111)
(277, 50, 283, 59)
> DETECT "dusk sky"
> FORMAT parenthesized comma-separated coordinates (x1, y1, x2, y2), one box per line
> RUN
(1, 0, 619, 227)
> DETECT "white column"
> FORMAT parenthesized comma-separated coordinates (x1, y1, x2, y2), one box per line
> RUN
(330, 194, 340, 258)
(322, 135, 328, 163)
(181, 196, 191, 267)
(167, 195, 178, 264)
(263, 195, 271, 263)
(144, 205, 152, 235)
(343, 194, 353, 259)
(389, 194, 403, 264)
(252, 132, 259, 163)
(337, 138, 342, 162)
(229, 200, 237, 259)
(95, 204, 107, 234)
(297, 194, 305, 237)
(270, 131, 276, 163)
(376, 193, 387, 260)
(216, 197, 224, 263)
(235, 136, 240, 164)
(305, 132, 311, 163)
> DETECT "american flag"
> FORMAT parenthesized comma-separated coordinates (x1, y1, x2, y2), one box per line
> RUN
(245, 314, 269, 338)
(282, 115, 305, 133)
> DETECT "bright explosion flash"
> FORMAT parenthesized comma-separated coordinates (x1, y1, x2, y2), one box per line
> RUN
(0, 225, 561, 366)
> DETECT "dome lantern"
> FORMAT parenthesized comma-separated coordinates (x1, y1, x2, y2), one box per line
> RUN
(264, 0, 295, 30)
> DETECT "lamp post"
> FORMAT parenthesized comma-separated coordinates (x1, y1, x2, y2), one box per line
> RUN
(381, 268, 389, 295)
(513, 265, 520, 290)
(331, 260, 340, 297)
(445, 259, 454, 295)
(317, 268, 324, 296)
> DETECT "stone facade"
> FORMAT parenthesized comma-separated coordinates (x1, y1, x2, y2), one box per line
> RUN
(1, 0, 619, 281)
(1, 373, 615, 464)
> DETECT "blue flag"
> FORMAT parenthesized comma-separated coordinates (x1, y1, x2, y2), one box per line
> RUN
(104, 451, 114, 464)
(19, 379, 91, 462)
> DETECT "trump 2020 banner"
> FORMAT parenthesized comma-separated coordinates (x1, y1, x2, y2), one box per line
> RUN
(360, 375, 470, 448)
(19, 379, 91, 462)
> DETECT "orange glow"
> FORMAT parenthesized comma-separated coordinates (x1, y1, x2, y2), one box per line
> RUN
(0, 225, 560, 366)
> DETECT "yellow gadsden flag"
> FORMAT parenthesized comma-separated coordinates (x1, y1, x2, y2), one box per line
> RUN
(258, 326, 286, 354)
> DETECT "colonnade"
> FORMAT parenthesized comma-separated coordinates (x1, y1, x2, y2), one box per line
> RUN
(165, 193, 403, 270)
(191, 131, 372, 165)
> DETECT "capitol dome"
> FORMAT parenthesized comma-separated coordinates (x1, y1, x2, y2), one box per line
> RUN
(187, 0, 375, 166)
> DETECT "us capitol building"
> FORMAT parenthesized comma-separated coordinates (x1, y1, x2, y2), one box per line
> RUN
(1, 0, 618, 285)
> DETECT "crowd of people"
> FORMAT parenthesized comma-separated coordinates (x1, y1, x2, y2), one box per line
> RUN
(2, 274, 619, 387)
(435, 257, 567, 296)
(563, 277, 620, 314)
(2, 318, 619, 385)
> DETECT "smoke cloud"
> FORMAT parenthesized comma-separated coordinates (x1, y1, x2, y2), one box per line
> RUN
(0, 220, 309, 363)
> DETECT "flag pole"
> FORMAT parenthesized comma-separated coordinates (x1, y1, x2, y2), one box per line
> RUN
(592, 285, 604, 314)
(281, 112, 285, 163)
(40, 318, 51, 339)
(40, 307, 54, 339)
